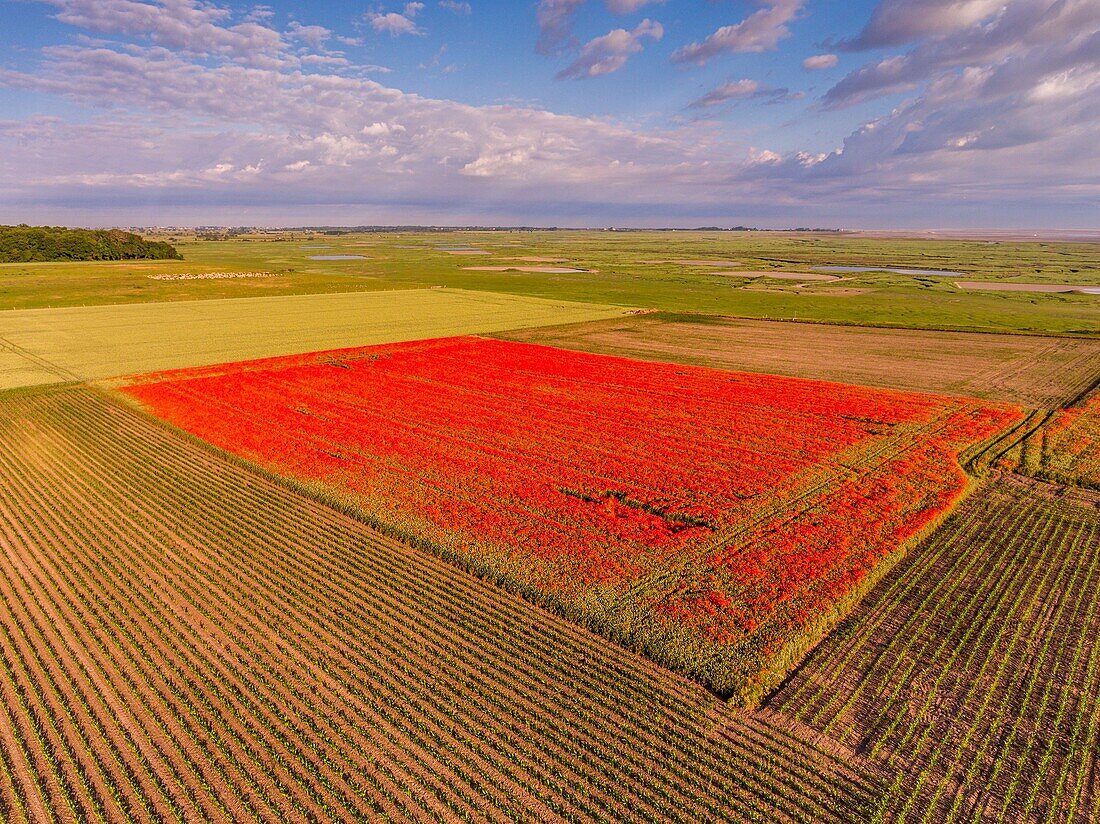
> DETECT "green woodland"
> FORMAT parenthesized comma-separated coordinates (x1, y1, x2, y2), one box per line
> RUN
(0, 224, 181, 262)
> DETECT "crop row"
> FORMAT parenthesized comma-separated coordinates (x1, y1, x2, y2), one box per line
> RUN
(1015, 392, 1100, 489)
(0, 384, 884, 823)
(121, 336, 1020, 698)
(769, 474, 1100, 823)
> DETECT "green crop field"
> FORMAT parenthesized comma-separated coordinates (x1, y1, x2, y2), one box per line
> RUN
(0, 288, 628, 390)
(0, 384, 880, 823)
(770, 475, 1100, 822)
(2, 230, 1098, 335)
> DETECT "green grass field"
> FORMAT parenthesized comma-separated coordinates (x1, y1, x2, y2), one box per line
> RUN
(2, 230, 1097, 335)
(0, 288, 628, 390)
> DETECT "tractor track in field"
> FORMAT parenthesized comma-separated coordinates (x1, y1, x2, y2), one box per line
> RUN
(0, 335, 81, 385)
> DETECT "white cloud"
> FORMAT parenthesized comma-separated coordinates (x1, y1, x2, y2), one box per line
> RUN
(419, 44, 456, 72)
(1, 0, 1097, 227)
(536, 0, 664, 60)
(802, 53, 837, 70)
(0, 42, 708, 202)
(691, 79, 759, 107)
(823, 0, 1100, 108)
(367, 3, 425, 36)
(367, 12, 419, 36)
(556, 19, 663, 79)
(746, 1, 1100, 215)
(688, 79, 796, 108)
(671, 0, 804, 65)
(439, 0, 472, 13)
(605, 0, 664, 12)
(842, 0, 1008, 49)
(42, 0, 288, 66)
(244, 6, 275, 24)
(285, 22, 332, 51)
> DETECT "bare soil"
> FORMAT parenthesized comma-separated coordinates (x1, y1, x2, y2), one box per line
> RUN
(767, 272, 844, 282)
(496, 313, 1100, 409)
(704, 270, 839, 280)
(956, 281, 1100, 293)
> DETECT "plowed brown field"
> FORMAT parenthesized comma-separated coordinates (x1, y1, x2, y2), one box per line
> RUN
(497, 313, 1100, 409)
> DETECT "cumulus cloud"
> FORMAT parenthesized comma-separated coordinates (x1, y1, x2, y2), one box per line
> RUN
(822, 54, 916, 106)
(535, 0, 665, 56)
(745, 0, 1100, 214)
(556, 19, 663, 79)
(688, 79, 797, 108)
(2, 0, 1098, 226)
(689, 79, 759, 107)
(367, 3, 425, 36)
(767, 61, 1099, 192)
(802, 53, 837, 70)
(823, 0, 1100, 108)
(244, 6, 275, 23)
(671, 0, 804, 65)
(41, 0, 288, 66)
(285, 22, 332, 51)
(439, 0, 472, 13)
(0, 37, 719, 208)
(842, 0, 1008, 50)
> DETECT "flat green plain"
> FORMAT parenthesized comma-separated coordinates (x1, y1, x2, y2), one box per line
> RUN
(0, 288, 628, 390)
(2, 230, 1097, 335)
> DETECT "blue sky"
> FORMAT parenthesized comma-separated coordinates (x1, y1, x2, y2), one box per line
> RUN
(0, 1, 1097, 227)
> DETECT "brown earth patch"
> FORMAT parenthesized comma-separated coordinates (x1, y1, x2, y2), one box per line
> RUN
(956, 281, 1100, 294)
(803, 287, 873, 296)
(704, 270, 843, 283)
(768, 272, 844, 282)
(495, 313, 1100, 409)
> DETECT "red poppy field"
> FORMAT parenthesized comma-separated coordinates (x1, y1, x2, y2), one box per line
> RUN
(1028, 393, 1100, 489)
(121, 337, 1021, 699)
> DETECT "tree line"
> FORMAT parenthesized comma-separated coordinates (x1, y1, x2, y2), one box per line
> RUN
(0, 225, 182, 262)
